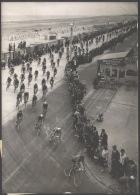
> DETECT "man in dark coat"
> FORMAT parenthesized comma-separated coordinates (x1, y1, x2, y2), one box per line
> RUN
(100, 129, 108, 146)
(109, 145, 120, 178)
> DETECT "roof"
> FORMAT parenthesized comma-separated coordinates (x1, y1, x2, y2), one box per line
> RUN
(99, 50, 130, 60)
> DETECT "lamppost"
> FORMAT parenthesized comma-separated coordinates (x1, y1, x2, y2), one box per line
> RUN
(70, 22, 73, 61)
(107, 19, 109, 42)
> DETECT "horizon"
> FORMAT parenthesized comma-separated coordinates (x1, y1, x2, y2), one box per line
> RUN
(2, 2, 138, 22)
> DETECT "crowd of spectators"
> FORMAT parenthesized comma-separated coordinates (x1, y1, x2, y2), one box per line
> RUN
(64, 22, 137, 193)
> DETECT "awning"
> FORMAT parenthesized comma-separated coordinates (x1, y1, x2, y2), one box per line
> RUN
(125, 63, 137, 71)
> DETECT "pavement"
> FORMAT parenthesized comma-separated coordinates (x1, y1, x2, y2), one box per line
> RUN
(2, 29, 138, 193)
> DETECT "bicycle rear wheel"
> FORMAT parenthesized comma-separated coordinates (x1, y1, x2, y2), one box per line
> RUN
(74, 170, 84, 187)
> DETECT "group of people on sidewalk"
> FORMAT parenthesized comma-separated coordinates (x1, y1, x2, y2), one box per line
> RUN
(64, 21, 137, 193)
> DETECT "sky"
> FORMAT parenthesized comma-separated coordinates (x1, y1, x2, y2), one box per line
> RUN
(2, 2, 138, 19)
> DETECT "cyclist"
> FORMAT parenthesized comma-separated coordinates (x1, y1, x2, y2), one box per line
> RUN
(6, 76, 12, 86)
(42, 101, 48, 114)
(54, 67, 57, 77)
(29, 66, 32, 74)
(70, 150, 86, 176)
(57, 58, 60, 67)
(17, 91, 22, 103)
(46, 71, 50, 81)
(50, 77, 54, 89)
(34, 83, 38, 94)
(21, 65, 26, 74)
(20, 83, 25, 93)
(34, 70, 38, 80)
(37, 57, 41, 65)
(13, 78, 19, 89)
(24, 91, 29, 103)
(37, 113, 44, 125)
(50, 127, 62, 141)
(42, 64, 46, 74)
(10, 66, 15, 76)
(52, 62, 55, 69)
(32, 94, 37, 108)
(13, 73, 18, 80)
(16, 110, 23, 121)
(28, 72, 33, 85)
(26, 62, 30, 72)
(41, 78, 46, 87)
(42, 84, 48, 96)
(20, 73, 25, 84)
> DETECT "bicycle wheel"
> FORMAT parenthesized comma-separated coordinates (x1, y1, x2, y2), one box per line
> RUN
(105, 184, 121, 194)
(16, 122, 20, 131)
(74, 170, 84, 187)
(64, 166, 71, 177)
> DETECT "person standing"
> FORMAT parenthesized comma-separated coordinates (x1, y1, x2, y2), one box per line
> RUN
(118, 149, 127, 177)
(109, 145, 120, 178)
(100, 129, 108, 147)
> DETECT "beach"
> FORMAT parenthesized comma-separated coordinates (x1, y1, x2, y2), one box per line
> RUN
(2, 15, 137, 52)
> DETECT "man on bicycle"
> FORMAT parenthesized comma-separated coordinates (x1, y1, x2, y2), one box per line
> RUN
(6, 77, 12, 86)
(24, 92, 29, 103)
(26, 62, 30, 71)
(13, 78, 19, 89)
(46, 71, 50, 81)
(13, 73, 18, 80)
(20, 83, 25, 93)
(54, 67, 57, 77)
(42, 84, 48, 96)
(42, 64, 46, 74)
(17, 92, 22, 103)
(32, 94, 37, 107)
(38, 114, 44, 125)
(41, 78, 46, 87)
(34, 70, 38, 80)
(17, 110, 23, 121)
(50, 127, 62, 141)
(29, 66, 32, 74)
(50, 77, 54, 89)
(28, 72, 33, 84)
(20, 73, 25, 83)
(10, 66, 15, 75)
(42, 102, 48, 114)
(70, 149, 86, 175)
(34, 83, 38, 94)
(21, 65, 26, 74)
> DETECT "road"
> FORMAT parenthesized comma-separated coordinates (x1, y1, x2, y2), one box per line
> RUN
(2, 29, 137, 193)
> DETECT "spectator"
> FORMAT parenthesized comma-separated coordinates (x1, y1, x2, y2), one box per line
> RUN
(118, 149, 127, 177)
(100, 129, 108, 147)
(109, 145, 120, 178)
(100, 145, 109, 172)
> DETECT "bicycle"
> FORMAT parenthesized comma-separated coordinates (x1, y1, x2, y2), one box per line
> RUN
(64, 164, 85, 187)
(34, 88, 38, 95)
(35, 122, 42, 136)
(16, 99, 21, 110)
(28, 78, 32, 86)
(42, 108, 47, 117)
(6, 82, 10, 90)
(14, 84, 18, 93)
(32, 100, 37, 109)
(15, 118, 22, 131)
(24, 97, 28, 107)
(49, 135, 60, 150)
(35, 74, 38, 81)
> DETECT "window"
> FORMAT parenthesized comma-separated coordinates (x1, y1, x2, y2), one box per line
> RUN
(105, 68, 110, 76)
(126, 70, 137, 76)
(112, 69, 117, 77)
(119, 70, 125, 78)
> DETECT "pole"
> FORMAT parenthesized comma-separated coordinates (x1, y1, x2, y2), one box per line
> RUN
(70, 21, 73, 61)
(107, 19, 109, 42)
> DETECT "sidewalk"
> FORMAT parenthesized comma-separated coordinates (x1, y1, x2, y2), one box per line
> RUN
(84, 84, 138, 192)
